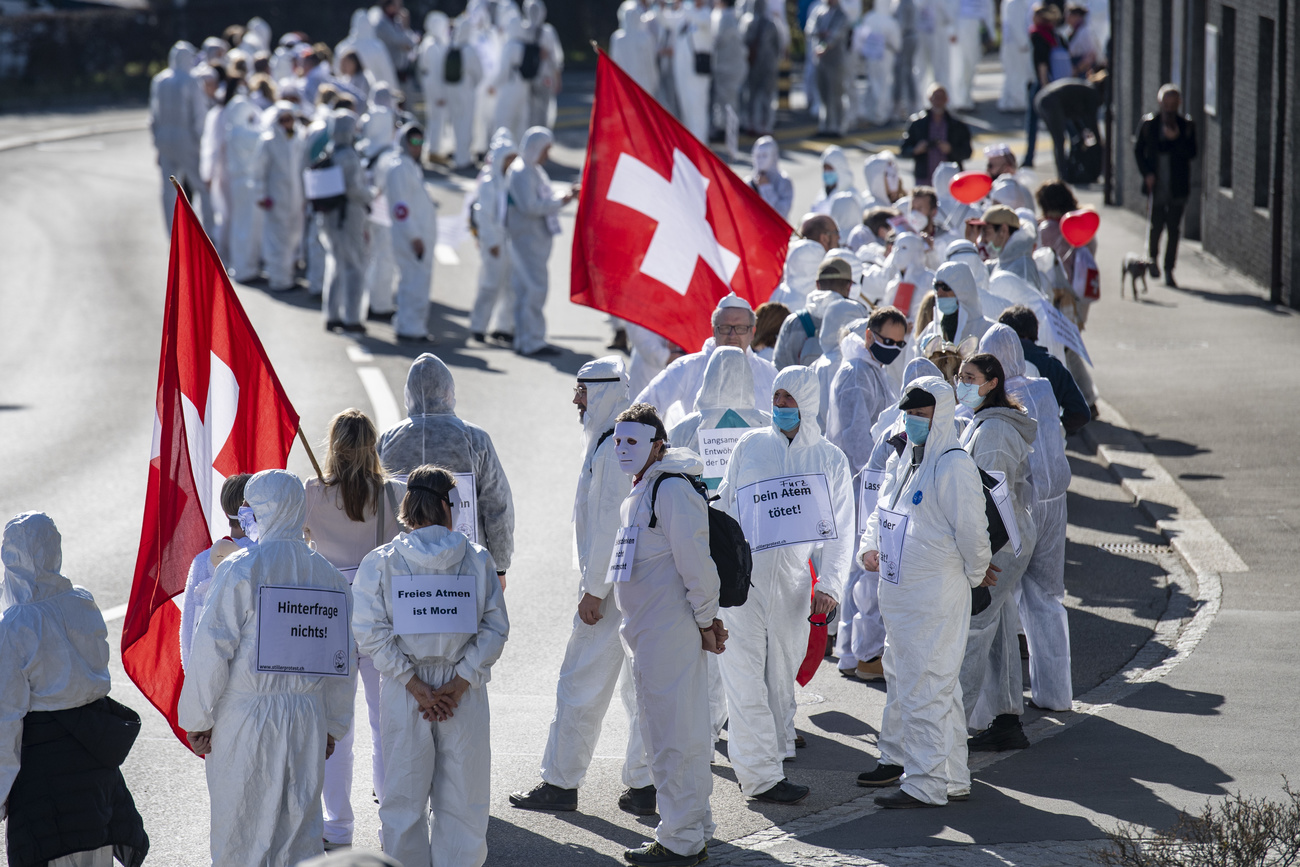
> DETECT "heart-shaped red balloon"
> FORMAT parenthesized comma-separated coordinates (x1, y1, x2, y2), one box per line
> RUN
(949, 171, 993, 205)
(1060, 208, 1101, 247)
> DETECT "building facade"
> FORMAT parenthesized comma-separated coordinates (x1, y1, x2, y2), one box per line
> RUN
(1107, 0, 1298, 307)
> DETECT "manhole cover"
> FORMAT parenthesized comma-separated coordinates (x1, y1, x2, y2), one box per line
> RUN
(1098, 542, 1173, 555)
(795, 692, 825, 706)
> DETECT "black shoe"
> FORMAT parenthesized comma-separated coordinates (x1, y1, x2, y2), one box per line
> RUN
(509, 782, 578, 812)
(875, 790, 940, 809)
(624, 841, 706, 866)
(1164, 272, 1178, 288)
(524, 345, 562, 357)
(489, 330, 514, 344)
(472, 332, 488, 343)
(325, 319, 345, 332)
(618, 784, 658, 816)
(839, 666, 858, 678)
(794, 734, 806, 749)
(1149, 262, 1161, 278)
(396, 332, 433, 343)
(856, 763, 903, 787)
(608, 328, 629, 352)
(367, 308, 394, 323)
(341, 323, 367, 334)
(752, 778, 810, 804)
(968, 714, 1029, 752)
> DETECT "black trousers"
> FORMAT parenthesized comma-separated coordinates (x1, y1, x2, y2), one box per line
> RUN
(1148, 196, 1187, 271)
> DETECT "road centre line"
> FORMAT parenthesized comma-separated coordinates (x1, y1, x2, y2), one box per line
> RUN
(356, 366, 403, 433)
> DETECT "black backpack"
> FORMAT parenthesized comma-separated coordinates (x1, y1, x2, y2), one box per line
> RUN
(648, 472, 752, 608)
(307, 147, 347, 216)
(444, 46, 463, 84)
(519, 42, 542, 80)
(939, 448, 1009, 618)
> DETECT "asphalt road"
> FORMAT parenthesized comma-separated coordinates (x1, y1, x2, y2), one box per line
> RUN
(2, 56, 1293, 867)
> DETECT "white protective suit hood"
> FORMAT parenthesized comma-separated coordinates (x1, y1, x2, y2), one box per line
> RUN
(696, 346, 756, 412)
(820, 146, 856, 198)
(935, 260, 985, 321)
(818, 297, 863, 358)
(752, 135, 779, 173)
(978, 322, 1027, 378)
(899, 375, 961, 466)
(243, 470, 308, 543)
(520, 126, 552, 165)
(169, 41, 197, 73)
(829, 192, 863, 240)
(371, 83, 395, 110)
(946, 238, 992, 294)
(778, 239, 825, 304)
(579, 355, 631, 444)
(404, 352, 457, 415)
(351, 8, 377, 40)
(932, 162, 960, 210)
(996, 228, 1043, 287)
(862, 152, 899, 204)
(332, 111, 358, 147)
(425, 11, 452, 42)
(525, 0, 548, 28)
(771, 364, 822, 439)
(1, 512, 71, 609)
(488, 134, 517, 176)
(886, 232, 926, 278)
(991, 176, 1036, 212)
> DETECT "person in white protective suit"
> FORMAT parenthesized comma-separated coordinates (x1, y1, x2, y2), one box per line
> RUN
(714, 365, 853, 804)
(524, 0, 565, 129)
(352, 466, 509, 867)
(432, 20, 484, 169)
(151, 41, 205, 235)
(0, 513, 149, 867)
(361, 84, 399, 160)
(862, 151, 905, 210)
(667, 345, 772, 490)
(636, 293, 778, 431)
(338, 8, 399, 89)
(418, 12, 453, 158)
(954, 351, 1038, 749)
(711, 0, 748, 139)
(768, 238, 824, 308)
(675, 4, 713, 142)
(933, 160, 978, 234)
(321, 112, 373, 333)
(362, 126, 398, 322)
(916, 260, 995, 350)
(239, 16, 272, 54)
(180, 474, 254, 671)
(509, 358, 657, 816)
(979, 325, 1073, 712)
(610, 3, 659, 95)
(989, 215, 1047, 291)
(490, 18, 532, 145)
(854, 4, 902, 126)
(470, 134, 518, 342)
(881, 232, 936, 323)
(856, 377, 990, 807)
(380, 123, 438, 341)
(998, 0, 1032, 111)
(507, 126, 576, 356)
(608, 404, 724, 867)
(179, 470, 356, 866)
(906, 186, 959, 269)
(304, 410, 408, 849)
(950, 0, 992, 110)
(772, 255, 861, 369)
(740, 0, 782, 135)
(257, 102, 305, 291)
(829, 194, 868, 248)
(222, 95, 267, 283)
(626, 323, 678, 400)
(990, 174, 1037, 214)
(747, 135, 794, 219)
(811, 145, 862, 216)
(915, 0, 953, 95)
(809, 297, 869, 431)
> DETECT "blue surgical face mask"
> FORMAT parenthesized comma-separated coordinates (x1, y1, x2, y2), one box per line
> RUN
(237, 505, 260, 543)
(955, 381, 985, 410)
(904, 414, 931, 445)
(772, 405, 801, 432)
(822, 170, 838, 188)
(936, 295, 959, 316)
(869, 342, 902, 365)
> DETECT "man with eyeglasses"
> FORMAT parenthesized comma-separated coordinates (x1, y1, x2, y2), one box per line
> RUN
(635, 294, 778, 431)
(772, 255, 861, 371)
(916, 260, 995, 350)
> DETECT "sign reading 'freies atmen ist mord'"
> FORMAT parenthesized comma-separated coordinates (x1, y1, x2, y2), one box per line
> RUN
(256, 586, 351, 677)
(736, 473, 838, 553)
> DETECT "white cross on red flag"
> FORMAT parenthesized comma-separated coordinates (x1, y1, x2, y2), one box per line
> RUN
(122, 188, 300, 746)
(571, 51, 792, 353)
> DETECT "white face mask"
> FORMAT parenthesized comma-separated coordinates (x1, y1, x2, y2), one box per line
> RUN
(906, 209, 928, 232)
(237, 505, 260, 543)
(614, 421, 659, 476)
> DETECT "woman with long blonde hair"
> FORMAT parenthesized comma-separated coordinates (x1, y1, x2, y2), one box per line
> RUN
(304, 408, 406, 850)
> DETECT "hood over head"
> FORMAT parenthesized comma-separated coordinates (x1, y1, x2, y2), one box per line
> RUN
(351, 8, 376, 39)
(934, 260, 984, 319)
(404, 352, 456, 416)
(520, 126, 552, 165)
(819, 297, 863, 356)
(651, 447, 706, 479)
(169, 41, 197, 72)
(332, 110, 358, 146)
(862, 151, 898, 202)
(425, 11, 452, 41)
(820, 145, 854, 195)
(771, 364, 821, 435)
(829, 192, 864, 240)
(991, 176, 1035, 211)
(904, 356, 944, 385)
(887, 232, 925, 275)
(903, 375, 960, 458)
(752, 135, 779, 173)
(946, 238, 991, 293)
(619, 4, 642, 30)
(578, 355, 630, 435)
(783, 239, 825, 295)
(696, 345, 755, 412)
(1, 512, 71, 609)
(932, 161, 961, 208)
(371, 83, 394, 110)
(525, 0, 548, 28)
(242, 469, 307, 543)
(978, 323, 1027, 379)
(488, 136, 517, 175)
(998, 226, 1037, 273)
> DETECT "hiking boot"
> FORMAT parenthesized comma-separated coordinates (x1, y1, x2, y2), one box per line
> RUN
(624, 841, 707, 866)
(508, 782, 577, 812)
(618, 784, 657, 816)
(855, 657, 884, 681)
(752, 778, 810, 804)
(856, 763, 903, 787)
(968, 714, 1030, 752)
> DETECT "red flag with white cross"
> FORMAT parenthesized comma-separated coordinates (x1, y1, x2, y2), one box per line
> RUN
(571, 51, 793, 353)
(122, 187, 300, 747)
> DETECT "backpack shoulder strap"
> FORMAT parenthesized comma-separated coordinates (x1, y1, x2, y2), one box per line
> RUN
(648, 472, 689, 529)
(797, 310, 816, 338)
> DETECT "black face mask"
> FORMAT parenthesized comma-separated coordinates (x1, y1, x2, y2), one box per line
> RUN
(869, 342, 902, 366)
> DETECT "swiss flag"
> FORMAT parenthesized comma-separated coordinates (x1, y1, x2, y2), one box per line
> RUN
(122, 188, 300, 746)
(571, 51, 793, 353)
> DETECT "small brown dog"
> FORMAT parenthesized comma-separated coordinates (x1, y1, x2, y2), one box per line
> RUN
(1122, 253, 1155, 299)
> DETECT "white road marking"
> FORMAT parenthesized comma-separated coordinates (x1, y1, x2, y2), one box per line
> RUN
(434, 243, 460, 266)
(102, 602, 128, 622)
(346, 345, 374, 363)
(356, 366, 402, 432)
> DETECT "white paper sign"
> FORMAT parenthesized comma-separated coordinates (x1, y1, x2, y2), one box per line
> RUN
(605, 526, 640, 584)
(256, 585, 351, 677)
(696, 428, 746, 489)
(986, 470, 1023, 556)
(736, 473, 838, 553)
(450, 472, 478, 543)
(1043, 304, 1093, 366)
(391, 574, 479, 634)
(856, 469, 887, 537)
(877, 506, 909, 585)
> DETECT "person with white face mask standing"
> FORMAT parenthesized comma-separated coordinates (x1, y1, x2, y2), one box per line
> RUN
(608, 404, 725, 867)
(509, 357, 656, 817)
(715, 366, 855, 805)
(381, 123, 439, 342)
(747, 136, 793, 219)
(150, 40, 205, 235)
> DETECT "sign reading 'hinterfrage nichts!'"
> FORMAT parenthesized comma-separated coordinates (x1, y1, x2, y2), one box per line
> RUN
(255, 586, 351, 677)
(736, 473, 838, 553)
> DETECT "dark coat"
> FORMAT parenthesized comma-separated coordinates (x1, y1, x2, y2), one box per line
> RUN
(900, 109, 973, 183)
(1020, 339, 1092, 435)
(1134, 112, 1198, 200)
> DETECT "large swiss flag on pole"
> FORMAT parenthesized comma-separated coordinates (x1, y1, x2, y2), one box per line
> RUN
(122, 185, 300, 746)
(571, 51, 793, 353)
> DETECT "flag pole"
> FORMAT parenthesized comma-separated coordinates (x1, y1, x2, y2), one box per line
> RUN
(297, 426, 325, 482)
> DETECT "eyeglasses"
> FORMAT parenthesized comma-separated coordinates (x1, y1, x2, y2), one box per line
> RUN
(572, 385, 587, 396)
(933, 281, 952, 293)
(871, 331, 907, 348)
(715, 324, 753, 336)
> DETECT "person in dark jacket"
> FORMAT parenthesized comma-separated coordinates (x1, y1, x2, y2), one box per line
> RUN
(1134, 83, 1198, 287)
(996, 306, 1091, 435)
(1034, 77, 1102, 183)
(900, 84, 973, 185)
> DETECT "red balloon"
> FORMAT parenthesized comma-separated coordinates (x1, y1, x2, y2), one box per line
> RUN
(949, 171, 993, 205)
(1060, 208, 1101, 247)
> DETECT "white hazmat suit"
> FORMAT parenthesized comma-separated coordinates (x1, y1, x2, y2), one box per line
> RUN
(998, 0, 1032, 111)
(150, 41, 205, 235)
(854, 7, 902, 126)
(381, 130, 439, 339)
(507, 127, 567, 356)
(470, 135, 517, 339)
(768, 239, 824, 308)
(637, 337, 778, 433)
(610, 4, 660, 95)
(257, 103, 304, 291)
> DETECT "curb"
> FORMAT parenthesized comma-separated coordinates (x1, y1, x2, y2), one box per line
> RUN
(0, 117, 150, 153)
(710, 404, 1231, 864)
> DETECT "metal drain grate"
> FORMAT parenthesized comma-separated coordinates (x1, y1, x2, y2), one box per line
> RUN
(1098, 542, 1173, 555)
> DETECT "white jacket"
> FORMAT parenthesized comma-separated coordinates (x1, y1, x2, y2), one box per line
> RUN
(574, 357, 632, 600)
(384, 148, 439, 246)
